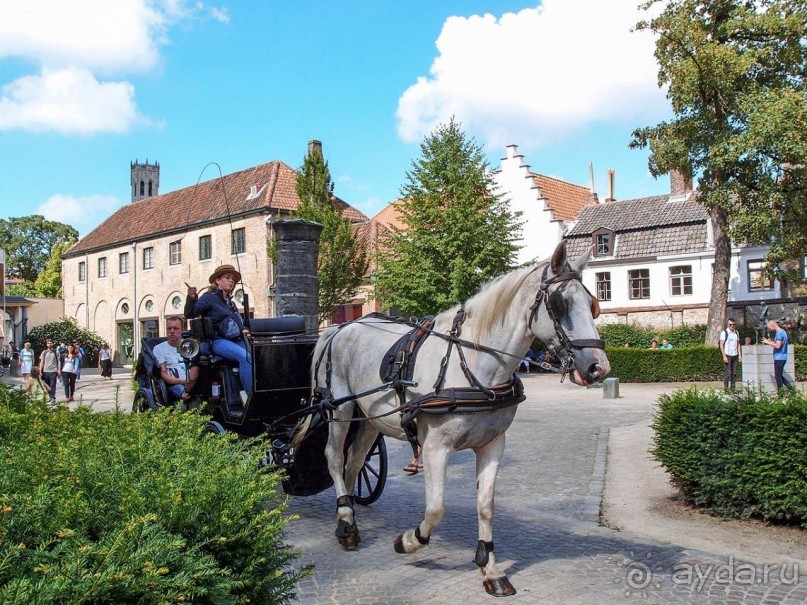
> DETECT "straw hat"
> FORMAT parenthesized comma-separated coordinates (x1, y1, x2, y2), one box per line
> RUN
(208, 264, 242, 285)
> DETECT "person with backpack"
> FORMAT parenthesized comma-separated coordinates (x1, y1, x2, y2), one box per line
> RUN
(719, 318, 742, 391)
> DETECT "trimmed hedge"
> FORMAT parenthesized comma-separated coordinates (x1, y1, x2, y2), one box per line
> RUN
(599, 323, 707, 349)
(796, 345, 807, 381)
(653, 387, 807, 527)
(0, 386, 306, 603)
(605, 346, 724, 382)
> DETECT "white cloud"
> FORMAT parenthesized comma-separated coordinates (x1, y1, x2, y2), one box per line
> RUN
(0, 67, 140, 134)
(0, 0, 227, 134)
(36, 193, 125, 236)
(397, 0, 667, 149)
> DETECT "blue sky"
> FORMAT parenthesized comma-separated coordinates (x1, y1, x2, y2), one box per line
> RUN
(0, 0, 672, 237)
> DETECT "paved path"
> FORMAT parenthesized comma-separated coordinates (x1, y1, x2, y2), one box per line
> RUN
(284, 374, 806, 605)
(3, 370, 803, 603)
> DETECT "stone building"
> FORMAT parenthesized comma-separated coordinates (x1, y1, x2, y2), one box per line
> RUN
(62, 142, 367, 365)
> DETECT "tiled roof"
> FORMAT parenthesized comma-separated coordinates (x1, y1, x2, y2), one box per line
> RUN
(371, 200, 405, 231)
(533, 174, 590, 221)
(65, 160, 368, 258)
(566, 195, 707, 235)
(564, 194, 709, 260)
(565, 223, 708, 259)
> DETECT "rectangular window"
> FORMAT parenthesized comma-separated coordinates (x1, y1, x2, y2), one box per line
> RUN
(78, 261, 86, 282)
(140, 319, 159, 339)
(628, 268, 650, 299)
(595, 272, 611, 301)
(143, 247, 153, 270)
(169, 241, 181, 265)
(596, 233, 611, 256)
(199, 235, 212, 260)
(669, 265, 693, 296)
(119, 252, 129, 274)
(231, 228, 246, 255)
(98, 257, 107, 278)
(748, 259, 773, 290)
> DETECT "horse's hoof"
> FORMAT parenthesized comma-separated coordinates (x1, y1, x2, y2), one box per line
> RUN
(338, 533, 361, 550)
(335, 520, 360, 551)
(394, 534, 406, 554)
(483, 577, 517, 597)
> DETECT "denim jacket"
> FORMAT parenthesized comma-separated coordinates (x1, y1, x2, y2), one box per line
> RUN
(185, 289, 245, 339)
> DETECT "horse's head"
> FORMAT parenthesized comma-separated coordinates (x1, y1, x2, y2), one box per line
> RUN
(529, 242, 610, 386)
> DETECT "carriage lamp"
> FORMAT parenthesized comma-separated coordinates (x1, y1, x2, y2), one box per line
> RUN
(178, 337, 200, 360)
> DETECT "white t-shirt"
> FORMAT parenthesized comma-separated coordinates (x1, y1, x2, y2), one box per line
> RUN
(720, 328, 740, 357)
(153, 341, 187, 381)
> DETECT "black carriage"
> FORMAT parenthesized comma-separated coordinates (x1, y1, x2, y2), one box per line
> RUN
(132, 315, 387, 505)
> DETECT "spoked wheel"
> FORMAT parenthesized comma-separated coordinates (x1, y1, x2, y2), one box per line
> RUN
(132, 390, 151, 414)
(354, 435, 387, 506)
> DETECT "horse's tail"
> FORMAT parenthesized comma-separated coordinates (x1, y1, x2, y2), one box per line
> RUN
(292, 324, 340, 448)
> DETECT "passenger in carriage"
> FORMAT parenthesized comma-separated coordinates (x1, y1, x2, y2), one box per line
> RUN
(154, 316, 199, 402)
(185, 264, 252, 405)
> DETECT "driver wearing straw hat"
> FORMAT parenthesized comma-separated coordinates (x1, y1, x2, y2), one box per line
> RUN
(185, 264, 252, 404)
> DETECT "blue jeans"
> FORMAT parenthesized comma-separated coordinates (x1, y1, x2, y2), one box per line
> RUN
(774, 359, 792, 390)
(212, 338, 253, 394)
(167, 383, 185, 401)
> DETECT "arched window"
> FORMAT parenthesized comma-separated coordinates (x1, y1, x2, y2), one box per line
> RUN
(139, 181, 145, 196)
(148, 181, 153, 196)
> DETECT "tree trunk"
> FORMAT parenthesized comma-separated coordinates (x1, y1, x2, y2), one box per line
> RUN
(707, 206, 731, 345)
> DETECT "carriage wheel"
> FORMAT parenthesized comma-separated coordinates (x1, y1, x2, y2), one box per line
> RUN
(203, 420, 227, 435)
(354, 435, 387, 506)
(132, 390, 151, 414)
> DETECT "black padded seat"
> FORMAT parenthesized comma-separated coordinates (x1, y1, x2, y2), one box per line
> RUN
(250, 316, 306, 336)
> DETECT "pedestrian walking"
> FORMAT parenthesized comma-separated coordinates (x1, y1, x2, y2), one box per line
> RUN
(719, 317, 742, 391)
(61, 344, 79, 401)
(98, 342, 113, 380)
(19, 342, 34, 380)
(74, 341, 85, 380)
(38, 338, 60, 404)
(762, 319, 793, 392)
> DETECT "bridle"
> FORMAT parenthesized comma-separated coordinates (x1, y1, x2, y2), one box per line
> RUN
(528, 267, 605, 381)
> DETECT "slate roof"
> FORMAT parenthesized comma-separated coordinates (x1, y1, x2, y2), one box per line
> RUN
(65, 160, 368, 258)
(566, 195, 707, 235)
(564, 194, 709, 260)
(533, 174, 590, 221)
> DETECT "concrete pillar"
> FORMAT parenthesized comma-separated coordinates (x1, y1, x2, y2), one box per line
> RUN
(741, 344, 795, 393)
(603, 377, 620, 399)
(272, 219, 323, 333)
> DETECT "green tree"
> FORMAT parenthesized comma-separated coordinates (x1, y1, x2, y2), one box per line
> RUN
(34, 240, 73, 297)
(0, 215, 78, 283)
(6, 282, 35, 297)
(631, 0, 807, 344)
(295, 145, 370, 323)
(376, 118, 520, 316)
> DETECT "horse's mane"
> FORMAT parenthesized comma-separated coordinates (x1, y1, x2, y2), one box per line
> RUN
(463, 263, 545, 338)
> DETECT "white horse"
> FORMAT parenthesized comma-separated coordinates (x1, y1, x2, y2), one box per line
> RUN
(296, 241, 610, 597)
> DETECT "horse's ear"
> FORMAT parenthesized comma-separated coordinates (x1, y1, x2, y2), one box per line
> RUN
(570, 245, 593, 272)
(550, 241, 567, 275)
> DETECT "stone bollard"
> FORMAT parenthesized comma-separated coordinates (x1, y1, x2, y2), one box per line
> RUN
(603, 377, 620, 399)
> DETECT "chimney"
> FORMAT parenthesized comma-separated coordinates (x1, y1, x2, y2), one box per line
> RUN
(588, 162, 599, 204)
(308, 139, 323, 157)
(604, 168, 615, 203)
(670, 169, 693, 197)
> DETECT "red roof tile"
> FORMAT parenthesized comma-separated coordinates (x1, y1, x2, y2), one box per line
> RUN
(65, 160, 367, 257)
(532, 174, 590, 221)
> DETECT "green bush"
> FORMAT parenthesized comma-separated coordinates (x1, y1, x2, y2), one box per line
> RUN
(27, 317, 105, 365)
(598, 323, 707, 349)
(605, 346, 724, 382)
(653, 387, 807, 526)
(796, 345, 807, 381)
(0, 386, 306, 604)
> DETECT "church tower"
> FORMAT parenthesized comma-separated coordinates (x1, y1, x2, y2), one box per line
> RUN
(130, 160, 160, 202)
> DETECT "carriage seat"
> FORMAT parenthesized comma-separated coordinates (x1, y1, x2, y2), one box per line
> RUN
(249, 316, 306, 337)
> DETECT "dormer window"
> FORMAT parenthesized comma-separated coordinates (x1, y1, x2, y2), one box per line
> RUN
(592, 228, 614, 257)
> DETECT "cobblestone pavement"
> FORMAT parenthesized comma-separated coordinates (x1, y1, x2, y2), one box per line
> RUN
(285, 374, 806, 605)
(2, 367, 133, 412)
